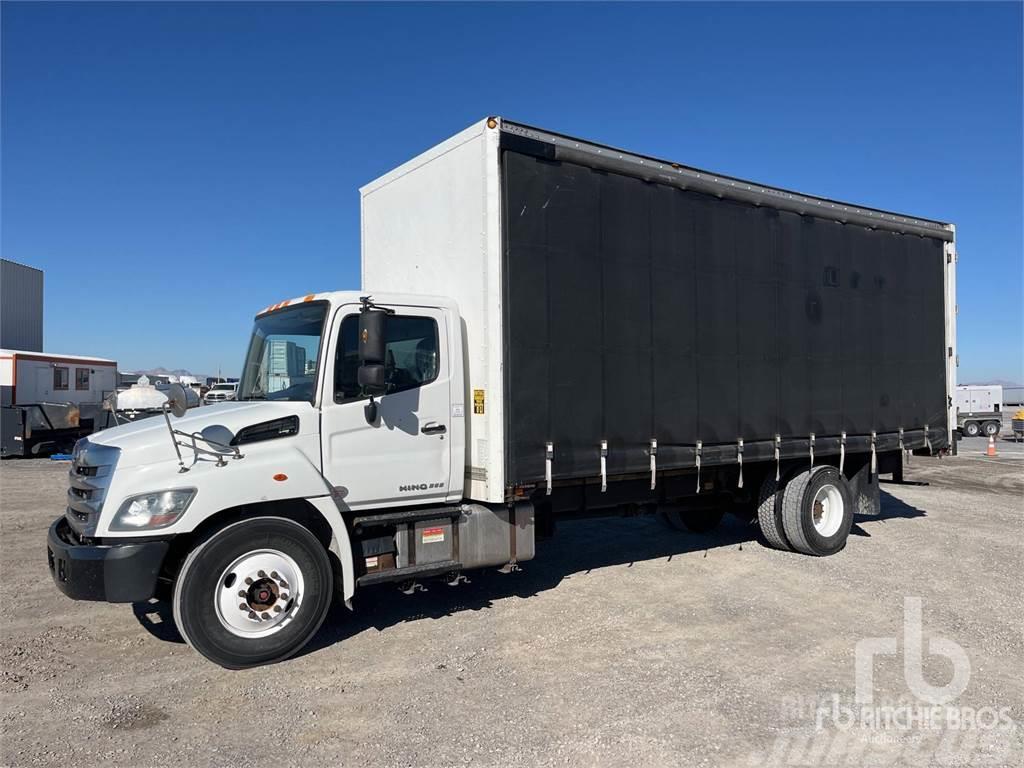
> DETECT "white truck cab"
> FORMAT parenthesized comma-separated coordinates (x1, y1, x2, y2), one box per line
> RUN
(48, 291, 497, 668)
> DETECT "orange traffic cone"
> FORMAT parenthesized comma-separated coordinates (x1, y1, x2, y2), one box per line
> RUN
(986, 435, 997, 457)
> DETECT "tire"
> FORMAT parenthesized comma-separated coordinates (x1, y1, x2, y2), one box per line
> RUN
(982, 421, 1000, 437)
(659, 507, 724, 533)
(172, 517, 333, 669)
(964, 421, 980, 437)
(755, 474, 791, 551)
(780, 466, 853, 557)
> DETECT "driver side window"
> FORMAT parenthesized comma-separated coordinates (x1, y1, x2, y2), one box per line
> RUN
(335, 314, 439, 402)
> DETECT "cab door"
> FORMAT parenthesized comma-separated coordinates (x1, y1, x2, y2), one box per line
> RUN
(320, 303, 452, 510)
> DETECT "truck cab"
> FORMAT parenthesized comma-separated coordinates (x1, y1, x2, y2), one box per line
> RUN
(47, 291, 507, 669)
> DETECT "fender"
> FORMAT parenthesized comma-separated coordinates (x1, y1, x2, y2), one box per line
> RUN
(307, 496, 356, 605)
(97, 435, 358, 604)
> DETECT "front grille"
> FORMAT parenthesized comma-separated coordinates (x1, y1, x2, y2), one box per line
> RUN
(66, 440, 120, 537)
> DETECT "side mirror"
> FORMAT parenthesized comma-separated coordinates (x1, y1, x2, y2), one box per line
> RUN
(357, 309, 388, 397)
(364, 399, 379, 425)
(200, 424, 236, 451)
(358, 309, 387, 364)
(357, 363, 386, 394)
(164, 383, 189, 418)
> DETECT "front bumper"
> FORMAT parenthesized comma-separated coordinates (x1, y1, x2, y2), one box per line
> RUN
(47, 517, 170, 602)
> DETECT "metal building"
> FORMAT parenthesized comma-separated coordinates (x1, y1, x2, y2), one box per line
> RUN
(1, 259, 44, 352)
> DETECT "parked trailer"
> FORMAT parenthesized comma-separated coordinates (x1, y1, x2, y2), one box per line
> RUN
(46, 118, 957, 668)
(1, 350, 117, 456)
(954, 384, 1003, 437)
(1001, 385, 1023, 407)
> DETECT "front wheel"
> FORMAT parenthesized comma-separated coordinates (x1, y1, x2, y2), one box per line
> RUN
(172, 517, 333, 669)
(779, 466, 853, 557)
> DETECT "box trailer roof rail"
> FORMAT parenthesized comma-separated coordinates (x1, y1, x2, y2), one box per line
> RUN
(499, 119, 953, 242)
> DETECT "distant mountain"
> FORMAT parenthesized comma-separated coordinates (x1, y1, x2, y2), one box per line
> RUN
(129, 367, 217, 382)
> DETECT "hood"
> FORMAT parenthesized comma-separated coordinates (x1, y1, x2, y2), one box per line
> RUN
(90, 401, 316, 468)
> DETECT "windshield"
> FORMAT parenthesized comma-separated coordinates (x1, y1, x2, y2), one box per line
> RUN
(212, 383, 236, 391)
(238, 302, 327, 402)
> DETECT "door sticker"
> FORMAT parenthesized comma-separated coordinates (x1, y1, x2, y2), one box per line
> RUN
(473, 389, 485, 415)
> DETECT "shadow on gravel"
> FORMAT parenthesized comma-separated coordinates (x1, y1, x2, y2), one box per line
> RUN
(130, 492, 927, 657)
(132, 600, 185, 644)
(850, 490, 926, 537)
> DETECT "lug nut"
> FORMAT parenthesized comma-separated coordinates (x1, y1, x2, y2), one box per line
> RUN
(257, 570, 267, 578)
(270, 571, 280, 579)
(244, 577, 253, 585)
(273, 605, 282, 613)
(238, 590, 247, 598)
(279, 582, 289, 590)
(280, 593, 289, 601)
(248, 611, 258, 620)
(239, 603, 248, 611)
(260, 612, 271, 620)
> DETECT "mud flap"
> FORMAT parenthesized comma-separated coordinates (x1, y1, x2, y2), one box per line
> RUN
(846, 458, 880, 517)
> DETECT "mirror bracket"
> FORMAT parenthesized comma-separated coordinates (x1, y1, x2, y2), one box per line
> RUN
(359, 295, 395, 315)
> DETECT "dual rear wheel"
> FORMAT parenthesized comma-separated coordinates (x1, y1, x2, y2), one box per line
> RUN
(757, 465, 853, 556)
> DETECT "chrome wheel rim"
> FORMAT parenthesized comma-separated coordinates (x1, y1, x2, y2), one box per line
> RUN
(811, 484, 844, 537)
(214, 549, 304, 638)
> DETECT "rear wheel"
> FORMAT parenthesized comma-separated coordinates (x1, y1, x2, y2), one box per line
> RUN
(982, 421, 1000, 437)
(780, 466, 853, 557)
(755, 474, 791, 551)
(964, 421, 981, 437)
(172, 517, 333, 669)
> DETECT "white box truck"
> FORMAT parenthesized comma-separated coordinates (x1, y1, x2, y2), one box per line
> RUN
(46, 118, 957, 668)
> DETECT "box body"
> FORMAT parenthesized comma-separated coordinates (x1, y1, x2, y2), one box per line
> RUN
(361, 118, 956, 502)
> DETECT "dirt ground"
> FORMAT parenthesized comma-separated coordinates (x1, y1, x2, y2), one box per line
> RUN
(1, 438, 1021, 767)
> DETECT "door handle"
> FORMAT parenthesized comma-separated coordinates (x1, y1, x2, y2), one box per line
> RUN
(421, 422, 447, 435)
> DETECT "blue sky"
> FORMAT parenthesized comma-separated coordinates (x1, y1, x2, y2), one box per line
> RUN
(2, 1, 1021, 381)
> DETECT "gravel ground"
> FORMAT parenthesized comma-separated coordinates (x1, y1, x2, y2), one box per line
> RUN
(1, 439, 1021, 767)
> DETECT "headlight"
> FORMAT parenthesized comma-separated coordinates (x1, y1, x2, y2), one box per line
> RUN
(110, 489, 196, 531)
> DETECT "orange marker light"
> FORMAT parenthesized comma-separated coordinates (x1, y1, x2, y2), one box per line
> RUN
(303, 294, 315, 302)
(273, 473, 288, 482)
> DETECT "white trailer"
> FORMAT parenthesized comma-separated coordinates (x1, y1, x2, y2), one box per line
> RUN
(0, 349, 117, 407)
(954, 384, 1004, 437)
(1, 349, 118, 456)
